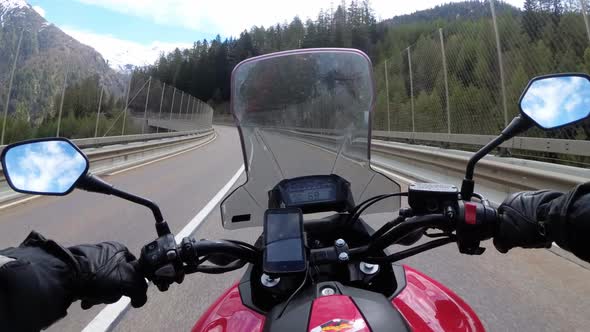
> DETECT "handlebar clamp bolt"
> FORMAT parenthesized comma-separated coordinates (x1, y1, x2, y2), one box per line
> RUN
(166, 250, 177, 260)
(321, 287, 336, 296)
(335, 239, 346, 247)
(360, 262, 379, 275)
(260, 274, 280, 288)
(338, 252, 349, 262)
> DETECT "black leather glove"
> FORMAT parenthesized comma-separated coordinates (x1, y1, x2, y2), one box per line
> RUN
(494, 190, 562, 253)
(1, 232, 147, 331)
(69, 242, 148, 309)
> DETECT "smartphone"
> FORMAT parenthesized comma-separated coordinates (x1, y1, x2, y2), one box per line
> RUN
(263, 208, 307, 274)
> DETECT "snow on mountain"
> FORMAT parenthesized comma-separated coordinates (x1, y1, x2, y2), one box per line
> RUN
(0, 0, 30, 26)
(0, 0, 28, 11)
(61, 26, 191, 72)
(1, 0, 187, 72)
(105, 44, 181, 72)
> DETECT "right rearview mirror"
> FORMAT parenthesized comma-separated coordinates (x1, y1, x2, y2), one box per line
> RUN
(519, 73, 590, 129)
(1, 138, 89, 196)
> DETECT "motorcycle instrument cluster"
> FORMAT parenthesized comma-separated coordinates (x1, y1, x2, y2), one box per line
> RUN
(269, 175, 355, 214)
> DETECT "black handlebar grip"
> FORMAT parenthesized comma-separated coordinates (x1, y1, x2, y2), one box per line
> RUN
(455, 201, 498, 255)
(130, 260, 145, 277)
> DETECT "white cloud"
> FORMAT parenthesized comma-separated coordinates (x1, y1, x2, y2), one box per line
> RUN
(74, 0, 524, 37)
(61, 26, 192, 69)
(32, 5, 45, 18)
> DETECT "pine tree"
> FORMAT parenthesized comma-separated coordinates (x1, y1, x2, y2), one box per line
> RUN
(523, 0, 542, 41)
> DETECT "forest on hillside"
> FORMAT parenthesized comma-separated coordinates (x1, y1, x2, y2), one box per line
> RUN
(145, 0, 515, 104)
(146, 0, 590, 144)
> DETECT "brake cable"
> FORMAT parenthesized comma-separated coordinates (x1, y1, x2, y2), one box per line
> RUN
(277, 262, 310, 319)
(363, 236, 456, 264)
(221, 239, 261, 252)
(348, 192, 408, 224)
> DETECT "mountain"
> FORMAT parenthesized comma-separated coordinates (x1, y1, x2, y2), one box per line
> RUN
(380, 1, 519, 27)
(0, 0, 126, 121)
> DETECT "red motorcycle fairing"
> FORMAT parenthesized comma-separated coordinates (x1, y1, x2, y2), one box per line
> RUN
(392, 266, 485, 332)
(192, 284, 265, 332)
(192, 266, 484, 332)
(308, 295, 369, 332)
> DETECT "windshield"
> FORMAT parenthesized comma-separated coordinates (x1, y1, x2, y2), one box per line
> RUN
(222, 49, 401, 229)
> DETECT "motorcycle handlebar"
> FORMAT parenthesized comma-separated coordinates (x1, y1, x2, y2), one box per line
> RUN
(138, 199, 501, 283)
(179, 238, 260, 266)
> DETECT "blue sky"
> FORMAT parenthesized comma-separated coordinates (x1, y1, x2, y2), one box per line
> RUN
(24, 0, 523, 68)
(28, 0, 213, 45)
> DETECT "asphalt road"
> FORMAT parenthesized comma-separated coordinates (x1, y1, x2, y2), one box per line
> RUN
(0, 125, 589, 331)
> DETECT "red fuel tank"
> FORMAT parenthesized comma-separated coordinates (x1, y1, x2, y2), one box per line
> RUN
(192, 266, 484, 332)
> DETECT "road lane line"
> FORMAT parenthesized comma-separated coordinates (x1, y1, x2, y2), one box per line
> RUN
(0, 195, 40, 211)
(82, 165, 245, 332)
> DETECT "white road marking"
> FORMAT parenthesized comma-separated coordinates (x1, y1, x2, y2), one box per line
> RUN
(81, 165, 245, 332)
(0, 195, 40, 211)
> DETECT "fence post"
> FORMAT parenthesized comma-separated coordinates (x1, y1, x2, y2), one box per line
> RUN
(581, 0, 590, 43)
(157, 83, 166, 133)
(439, 28, 452, 134)
(407, 47, 416, 133)
(121, 74, 133, 135)
(94, 86, 104, 137)
(169, 88, 176, 120)
(142, 77, 152, 134)
(178, 92, 184, 118)
(191, 99, 200, 121)
(490, 0, 509, 127)
(186, 96, 191, 120)
(56, 70, 68, 137)
(384, 59, 391, 133)
(1, 30, 23, 145)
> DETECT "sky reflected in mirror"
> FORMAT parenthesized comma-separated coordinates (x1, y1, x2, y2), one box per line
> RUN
(4, 141, 87, 194)
(520, 76, 590, 129)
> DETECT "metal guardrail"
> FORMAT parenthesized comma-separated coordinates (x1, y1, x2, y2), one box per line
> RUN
(280, 128, 588, 193)
(0, 129, 215, 205)
(371, 140, 588, 192)
(0, 128, 213, 155)
(279, 127, 590, 157)
(0, 129, 213, 177)
(373, 131, 590, 157)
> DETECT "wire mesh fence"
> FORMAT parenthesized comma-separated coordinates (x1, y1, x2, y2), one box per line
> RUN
(0, 35, 213, 146)
(375, 0, 590, 164)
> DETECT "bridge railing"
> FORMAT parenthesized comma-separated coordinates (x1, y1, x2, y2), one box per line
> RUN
(0, 37, 213, 145)
(374, 0, 590, 166)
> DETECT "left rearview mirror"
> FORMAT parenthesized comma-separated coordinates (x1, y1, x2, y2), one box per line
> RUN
(519, 73, 590, 129)
(1, 138, 89, 195)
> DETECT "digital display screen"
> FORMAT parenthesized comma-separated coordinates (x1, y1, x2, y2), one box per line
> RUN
(285, 179, 336, 204)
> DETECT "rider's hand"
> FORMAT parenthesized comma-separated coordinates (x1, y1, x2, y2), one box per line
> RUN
(494, 190, 562, 253)
(69, 242, 148, 309)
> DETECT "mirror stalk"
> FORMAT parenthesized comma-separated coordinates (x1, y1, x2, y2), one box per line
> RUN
(460, 116, 533, 200)
(77, 174, 170, 236)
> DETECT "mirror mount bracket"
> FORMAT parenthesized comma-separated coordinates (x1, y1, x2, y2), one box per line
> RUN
(460, 116, 533, 200)
(77, 174, 170, 236)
